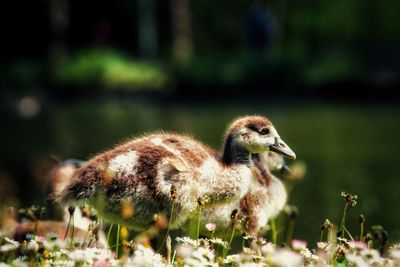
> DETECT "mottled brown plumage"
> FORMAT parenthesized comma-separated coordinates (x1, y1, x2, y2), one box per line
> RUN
(55, 116, 295, 231)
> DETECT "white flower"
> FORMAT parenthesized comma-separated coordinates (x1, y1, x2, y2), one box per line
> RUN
(346, 253, 368, 267)
(0, 237, 19, 252)
(183, 247, 217, 267)
(176, 243, 195, 259)
(193, 247, 215, 261)
(269, 248, 303, 267)
(34, 235, 46, 243)
(11, 257, 28, 267)
(68, 249, 88, 263)
(260, 242, 276, 255)
(208, 238, 227, 247)
(223, 254, 240, 264)
(68, 247, 114, 265)
(124, 244, 164, 267)
(27, 239, 39, 251)
(389, 244, 400, 260)
(4, 237, 19, 246)
(48, 258, 75, 267)
(44, 238, 67, 250)
(300, 248, 319, 263)
(360, 249, 384, 265)
(1, 244, 19, 252)
(237, 263, 265, 267)
(175, 236, 199, 247)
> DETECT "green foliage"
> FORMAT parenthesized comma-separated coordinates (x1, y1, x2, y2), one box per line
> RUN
(54, 49, 168, 90)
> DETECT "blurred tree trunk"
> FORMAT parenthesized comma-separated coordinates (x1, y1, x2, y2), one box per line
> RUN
(49, 0, 69, 66)
(171, 0, 192, 61)
(138, 0, 158, 59)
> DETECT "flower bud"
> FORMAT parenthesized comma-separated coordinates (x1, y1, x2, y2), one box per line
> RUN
(170, 185, 177, 200)
(365, 233, 373, 242)
(321, 219, 333, 230)
(197, 197, 204, 206)
(350, 200, 357, 208)
(231, 209, 239, 221)
(336, 230, 343, 238)
(359, 214, 365, 224)
(68, 206, 75, 215)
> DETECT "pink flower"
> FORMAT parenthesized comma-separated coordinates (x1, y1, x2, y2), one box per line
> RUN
(291, 239, 307, 250)
(349, 241, 368, 250)
(205, 223, 216, 232)
(93, 260, 109, 267)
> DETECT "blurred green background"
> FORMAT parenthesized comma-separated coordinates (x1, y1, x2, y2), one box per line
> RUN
(1, 0, 399, 244)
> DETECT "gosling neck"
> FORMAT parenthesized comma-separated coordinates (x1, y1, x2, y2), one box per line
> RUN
(222, 134, 251, 166)
(251, 153, 272, 186)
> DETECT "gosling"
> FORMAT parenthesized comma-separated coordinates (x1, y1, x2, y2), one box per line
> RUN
(199, 151, 289, 237)
(55, 116, 295, 231)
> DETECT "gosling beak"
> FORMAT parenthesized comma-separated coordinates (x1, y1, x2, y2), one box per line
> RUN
(270, 138, 296, 160)
(280, 162, 292, 176)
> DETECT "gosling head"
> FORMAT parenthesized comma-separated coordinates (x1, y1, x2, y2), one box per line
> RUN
(223, 116, 296, 165)
(259, 151, 285, 172)
(253, 151, 292, 176)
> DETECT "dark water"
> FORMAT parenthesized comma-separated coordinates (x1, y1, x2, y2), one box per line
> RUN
(1, 97, 399, 243)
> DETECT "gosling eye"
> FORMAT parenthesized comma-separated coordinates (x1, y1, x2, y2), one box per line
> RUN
(259, 127, 270, 135)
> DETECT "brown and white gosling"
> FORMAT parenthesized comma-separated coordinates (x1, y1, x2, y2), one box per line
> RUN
(55, 116, 295, 231)
(199, 151, 289, 237)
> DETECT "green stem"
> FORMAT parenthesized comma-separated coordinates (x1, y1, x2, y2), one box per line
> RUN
(223, 223, 236, 258)
(63, 215, 72, 240)
(328, 228, 333, 243)
(70, 216, 75, 247)
(360, 222, 364, 241)
(320, 230, 324, 242)
(116, 224, 121, 259)
(271, 219, 277, 244)
(81, 230, 89, 249)
(286, 219, 295, 244)
(340, 202, 349, 239)
(107, 223, 114, 248)
(109, 242, 124, 249)
(223, 223, 232, 243)
(158, 200, 175, 252)
(343, 226, 354, 241)
(171, 250, 176, 265)
(196, 206, 202, 240)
